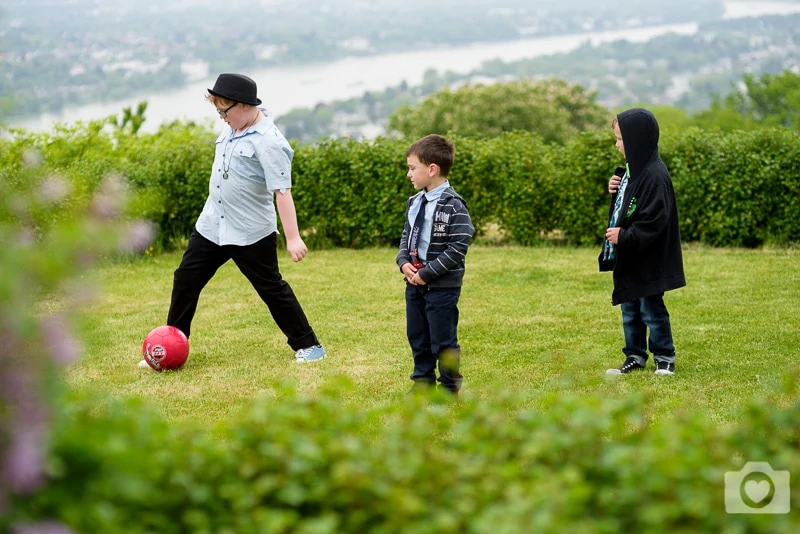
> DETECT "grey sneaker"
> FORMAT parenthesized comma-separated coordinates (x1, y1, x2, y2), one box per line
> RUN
(654, 361, 675, 375)
(606, 356, 646, 375)
(295, 344, 326, 363)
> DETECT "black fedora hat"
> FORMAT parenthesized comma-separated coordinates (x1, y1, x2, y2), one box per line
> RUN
(208, 73, 262, 106)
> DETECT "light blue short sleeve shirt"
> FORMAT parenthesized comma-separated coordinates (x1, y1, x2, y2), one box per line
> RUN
(195, 109, 294, 246)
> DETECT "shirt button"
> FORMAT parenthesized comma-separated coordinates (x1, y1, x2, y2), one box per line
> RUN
(221, 216, 224, 219)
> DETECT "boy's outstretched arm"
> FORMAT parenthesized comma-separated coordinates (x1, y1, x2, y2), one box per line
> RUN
(275, 189, 308, 262)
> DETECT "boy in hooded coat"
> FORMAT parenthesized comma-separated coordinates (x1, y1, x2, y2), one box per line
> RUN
(599, 108, 686, 376)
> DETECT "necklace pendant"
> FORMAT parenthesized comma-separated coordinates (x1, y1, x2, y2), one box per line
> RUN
(223, 172, 229, 180)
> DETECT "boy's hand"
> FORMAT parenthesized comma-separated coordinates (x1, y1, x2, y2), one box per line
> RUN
(286, 236, 308, 262)
(605, 227, 621, 245)
(401, 262, 418, 284)
(608, 175, 622, 194)
(409, 272, 427, 286)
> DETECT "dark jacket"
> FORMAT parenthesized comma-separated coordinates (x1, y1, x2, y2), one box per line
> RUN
(396, 187, 474, 288)
(598, 108, 686, 305)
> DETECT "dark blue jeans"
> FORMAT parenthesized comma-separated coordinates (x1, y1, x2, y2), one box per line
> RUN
(405, 285, 463, 393)
(620, 293, 675, 366)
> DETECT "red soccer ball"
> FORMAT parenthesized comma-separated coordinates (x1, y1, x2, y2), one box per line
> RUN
(141, 326, 189, 371)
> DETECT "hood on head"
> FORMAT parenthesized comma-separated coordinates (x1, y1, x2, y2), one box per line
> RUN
(617, 108, 660, 177)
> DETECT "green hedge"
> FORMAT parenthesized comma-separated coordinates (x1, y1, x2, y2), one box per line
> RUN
(292, 137, 410, 248)
(2, 123, 799, 249)
(660, 127, 800, 246)
(5, 383, 799, 533)
(115, 122, 215, 248)
(294, 128, 800, 248)
(549, 131, 622, 246)
(0, 121, 215, 251)
(292, 134, 557, 248)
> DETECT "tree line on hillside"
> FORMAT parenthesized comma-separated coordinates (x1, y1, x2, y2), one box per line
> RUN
(0, 0, 724, 120)
(282, 69, 800, 146)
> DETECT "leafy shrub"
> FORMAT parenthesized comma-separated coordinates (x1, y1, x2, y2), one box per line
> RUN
(552, 131, 622, 246)
(5, 382, 799, 533)
(115, 122, 215, 250)
(292, 137, 410, 248)
(0, 141, 145, 533)
(388, 79, 610, 144)
(661, 127, 800, 246)
(3, 122, 800, 250)
(449, 132, 558, 245)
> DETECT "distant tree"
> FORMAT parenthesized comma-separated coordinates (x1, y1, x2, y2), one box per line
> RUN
(387, 79, 611, 144)
(362, 91, 377, 122)
(700, 70, 800, 130)
(691, 100, 759, 131)
(723, 70, 800, 128)
(622, 104, 695, 130)
(420, 69, 445, 95)
(110, 101, 149, 136)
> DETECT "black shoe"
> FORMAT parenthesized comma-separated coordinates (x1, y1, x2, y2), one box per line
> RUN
(654, 361, 675, 375)
(606, 356, 646, 375)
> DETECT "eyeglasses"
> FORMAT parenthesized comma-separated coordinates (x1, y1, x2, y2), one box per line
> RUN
(216, 102, 237, 118)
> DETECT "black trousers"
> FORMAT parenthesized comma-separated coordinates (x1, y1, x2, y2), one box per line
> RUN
(167, 229, 318, 351)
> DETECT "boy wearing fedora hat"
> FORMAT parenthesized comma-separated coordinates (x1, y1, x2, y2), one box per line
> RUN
(156, 72, 326, 364)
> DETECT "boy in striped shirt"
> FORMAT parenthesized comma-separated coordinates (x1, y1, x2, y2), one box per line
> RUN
(396, 135, 475, 395)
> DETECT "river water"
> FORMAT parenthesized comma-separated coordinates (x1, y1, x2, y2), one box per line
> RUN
(8, 1, 800, 133)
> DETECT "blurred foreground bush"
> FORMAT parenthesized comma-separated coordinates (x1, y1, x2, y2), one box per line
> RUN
(4, 382, 799, 533)
(0, 142, 152, 532)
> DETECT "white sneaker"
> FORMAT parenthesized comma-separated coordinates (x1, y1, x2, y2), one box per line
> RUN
(654, 361, 675, 375)
(605, 356, 646, 375)
(138, 359, 151, 369)
(294, 344, 326, 363)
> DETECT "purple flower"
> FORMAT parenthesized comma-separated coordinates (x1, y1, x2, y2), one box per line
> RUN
(0, 356, 48, 495)
(66, 284, 98, 307)
(90, 173, 127, 220)
(15, 227, 36, 248)
(40, 315, 81, 366)
(21, 149, 43, 168)
(12, 522, 73, 534)
(3, 421, 46, 493)
(38, 177, 72, 204)
(118, 220, 155, 254)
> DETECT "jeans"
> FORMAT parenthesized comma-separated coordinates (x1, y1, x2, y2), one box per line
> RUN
(167, 229, 318, 350)
(620, 293, 676, 366)
(405, 285, 463, 392)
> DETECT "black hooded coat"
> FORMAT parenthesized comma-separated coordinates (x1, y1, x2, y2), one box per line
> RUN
(598, 108, 686, 305)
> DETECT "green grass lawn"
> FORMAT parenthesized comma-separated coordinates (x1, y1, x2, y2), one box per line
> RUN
(62, 245, 800, 428)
